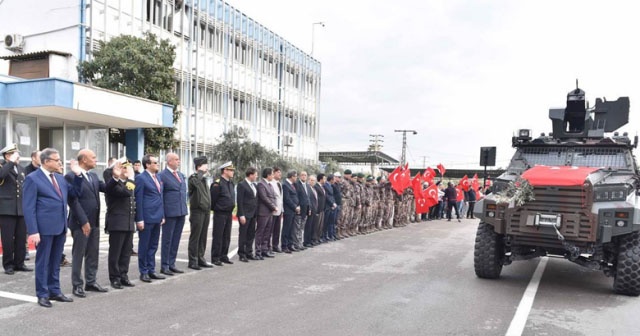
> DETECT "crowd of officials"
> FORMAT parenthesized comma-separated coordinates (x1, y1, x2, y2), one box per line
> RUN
(0, 143, 479, 308)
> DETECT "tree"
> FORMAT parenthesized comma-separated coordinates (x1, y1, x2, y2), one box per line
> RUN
(78, 33, 179, 152)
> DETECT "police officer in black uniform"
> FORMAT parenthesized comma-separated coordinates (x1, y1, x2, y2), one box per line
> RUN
(210, 161, 236, 266)
(0, 144, 32, 275)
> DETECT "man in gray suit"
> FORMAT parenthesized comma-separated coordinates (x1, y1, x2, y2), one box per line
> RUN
(256, 167, 278, 259)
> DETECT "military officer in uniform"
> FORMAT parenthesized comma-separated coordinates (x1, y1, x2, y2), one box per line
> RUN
(0, 144, 32, 275)
(210, 161, 236, 266)
(187, 156, 213, 270)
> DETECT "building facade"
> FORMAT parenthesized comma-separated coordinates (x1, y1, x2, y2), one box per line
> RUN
(0, 0, 321, 172)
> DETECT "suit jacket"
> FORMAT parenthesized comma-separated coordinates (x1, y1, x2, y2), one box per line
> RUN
(134, 170, 164, 223)
(0, 159, 25, 216)
(282, 179, 299, 215)
(66, 171, 105, 230)
(105, 178, 136, 232)
(23, 169, 82, 236)
(308, 184, 318, 214)
(295, 180, 310, 215)
(323, 182, 335, 211)
(236, 179, 258, 219)
(313, 183, 326, 215)
(158, 168, 188, 217)
(257, 179, 277, 217)
(24, 163, 38, 176)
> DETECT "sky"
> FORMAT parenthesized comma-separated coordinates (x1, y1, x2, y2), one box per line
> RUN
(230, 1, 638, 169)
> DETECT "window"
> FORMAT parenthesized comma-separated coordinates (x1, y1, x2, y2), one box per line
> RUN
(0, 111, 6, 149)
(146, 0, 162, 26)
(12, 114, 37, 156)
(162, 2, 173, 31)
(64, 125, 87, 163)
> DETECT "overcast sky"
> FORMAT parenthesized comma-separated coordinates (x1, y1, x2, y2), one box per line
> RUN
(228, 0, 640, 170)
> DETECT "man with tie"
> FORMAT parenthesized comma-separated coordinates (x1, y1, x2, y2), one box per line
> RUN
(135, 154, 166, 283)
(269, 167, 284, 253)
(0, 144, 32, 275)
(66, 149, 108, 297)
(210, 161, 236, 266)
(303, 175, 319, 248)
(187, 156, 213, 270)
(23, 148, 83, 307)
(293, 171, 310, 251)
(281, 170, 300, 253)
(236, 167, 259, 262)
(312, 174, 327, 246)
(323, 174, 337, 242)
(256, 167, 278, 259)
(158, 153, 188, 276)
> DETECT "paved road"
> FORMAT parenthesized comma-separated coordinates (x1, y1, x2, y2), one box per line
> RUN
(1, 218, 639, 335)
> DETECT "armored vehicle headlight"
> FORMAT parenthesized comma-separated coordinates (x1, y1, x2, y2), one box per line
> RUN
(616, 220, 626, 227)
(487, 211, 495, 218)
(594, 189, 628, 202)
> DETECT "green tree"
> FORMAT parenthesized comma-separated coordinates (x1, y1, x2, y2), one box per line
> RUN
(78, 33, 179, 152)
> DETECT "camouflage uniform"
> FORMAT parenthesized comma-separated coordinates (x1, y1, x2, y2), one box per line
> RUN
(337, 177, 353, 238)
(352, 179, 363, 234)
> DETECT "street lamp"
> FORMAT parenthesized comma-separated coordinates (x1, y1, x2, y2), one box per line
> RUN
(311, 21, 325, 57)
(394, 130, 417, 166)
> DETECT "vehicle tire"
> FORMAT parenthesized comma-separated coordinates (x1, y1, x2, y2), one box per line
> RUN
(613, 231, 640, 296)
(474, 222, 504, 279)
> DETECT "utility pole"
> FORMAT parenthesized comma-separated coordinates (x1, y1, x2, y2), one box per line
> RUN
(420, 155, 429, 168)
(369, 134, 384, 175)
(394, 129, 417, 166)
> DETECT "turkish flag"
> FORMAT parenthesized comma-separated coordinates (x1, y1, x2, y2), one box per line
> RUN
(459, 175, 470, 191)
(423, 184, 439, 207)
(415, 197, 430, 214)
(411, 173, 424, 198)
(423, 167, 436, 183)
(389, 166, 402, 194)
(455, 186, 464, 202)
(400, 163, 412, 191)
(471, 174, 480, 193)
(437, 163, 446, 176)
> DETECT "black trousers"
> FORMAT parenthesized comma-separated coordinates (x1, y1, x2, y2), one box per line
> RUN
(108, 231, 133, 282)
(270, 214, 282, 250)
(0, 215, 26, 270)
(312, 212, 324, 242)
(281, 213, 295, 249)
(238, 216, 256, 257)
(211, 212, 232, 262)
(466, 201, 476, 218)
(303, 213, 316, 245)
(71, 226, 100, 286)
(446, 201, 460, 220)
(188, 209, 210, 266)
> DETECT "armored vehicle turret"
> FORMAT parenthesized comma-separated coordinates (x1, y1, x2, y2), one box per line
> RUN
(474, 86, 640, 295)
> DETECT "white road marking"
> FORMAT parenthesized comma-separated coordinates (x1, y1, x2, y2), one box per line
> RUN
(0, 290, 37, 303)
(505, 257, 549, 336)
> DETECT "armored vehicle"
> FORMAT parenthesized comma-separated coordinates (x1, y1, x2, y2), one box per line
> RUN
(474, 85, 640, 295)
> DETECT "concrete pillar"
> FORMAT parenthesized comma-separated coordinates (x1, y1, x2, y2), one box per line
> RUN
(125, 128, 145, 161)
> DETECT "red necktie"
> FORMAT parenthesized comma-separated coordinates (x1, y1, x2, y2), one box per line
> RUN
(173, 171, 181, 183)
(50, 173, 62, 198)
(152, 174, 161, 192)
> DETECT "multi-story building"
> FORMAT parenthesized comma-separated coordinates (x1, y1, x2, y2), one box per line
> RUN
(0, 0, 321, 173)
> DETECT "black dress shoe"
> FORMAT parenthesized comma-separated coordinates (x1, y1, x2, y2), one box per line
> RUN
(111, 281, 123, 289)
(221, 259, 234, 265)
(160, 268, 174, 276)
(38, 297, 52, 308)
(212, 260, 223, 266)
(262, 252, 275, 258)
(283, 248, 292, 254)
(273, 247, 282, 253)
(4, 268, 14, 275)
(239, 255, 249, 262)
(72, 286, 86, 298)
(85, 283, 108, 292)
(246, 254, 258, 261)
(199, 262, 214, 268)
(121, 279, 135, 287)
(255, 254, 264, 260)
(139, 274, 152, 283)
(169, 267, 184, 274)
(49, 294, 73, 302)
(15, 265, 33, 272)
(148, 273, 166, 280)
(188, 264, 202, 270)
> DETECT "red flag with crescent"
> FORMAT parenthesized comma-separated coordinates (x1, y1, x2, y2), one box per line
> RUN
(437, 163, 446, 176)
(415, 197, 430, 214)
(455, 186, 464, 202)
(423, 184, 439, 207)
(422, 167, 436, 184)
(411, 173, 424, 198)
(459, 175, 470, 191)
(472, 174, 480, 193)
(389, 165, 402, 194)
(400, 163, 411, 191)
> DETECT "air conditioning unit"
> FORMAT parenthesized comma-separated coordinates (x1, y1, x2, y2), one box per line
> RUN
(237, 127, 248, 137)
(4, 34, 25, 52)
(284, 136, 294, 146)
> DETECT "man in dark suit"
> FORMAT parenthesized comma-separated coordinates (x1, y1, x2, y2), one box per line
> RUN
(236, 167, 258, 262)
(23, 148, 82, 308)
(210, 161, 236, 266)
(24, 150, 40, 176)
(256, 167, 277, 259)
(105, 162, 136, 289)
(323, 175, 337, 242)
(135, 154, 166, 283)
(281, 170, 300, 253)
(187, 156, 212, 270)
(312, 174, 327, 245)
(303, 175, 319, 247)
(0, 144, 31, 275)
(66, 149, 108, 297)
(293, 171, 310, 250)
(158, 153, 188, 276)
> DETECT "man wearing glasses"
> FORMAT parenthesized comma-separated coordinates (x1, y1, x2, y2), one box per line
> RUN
(134, 154, 166, 283)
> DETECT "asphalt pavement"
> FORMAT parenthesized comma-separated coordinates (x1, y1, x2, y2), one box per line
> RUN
(1, 217, 639, 335)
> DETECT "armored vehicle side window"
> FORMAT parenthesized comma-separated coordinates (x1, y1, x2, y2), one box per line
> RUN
(519, 147, 567, 166)
(572, 148, 628, 169)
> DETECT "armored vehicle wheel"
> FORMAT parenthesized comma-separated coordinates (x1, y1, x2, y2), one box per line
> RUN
(474, 222, 504, 279)
(613, 231, 640, 296)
